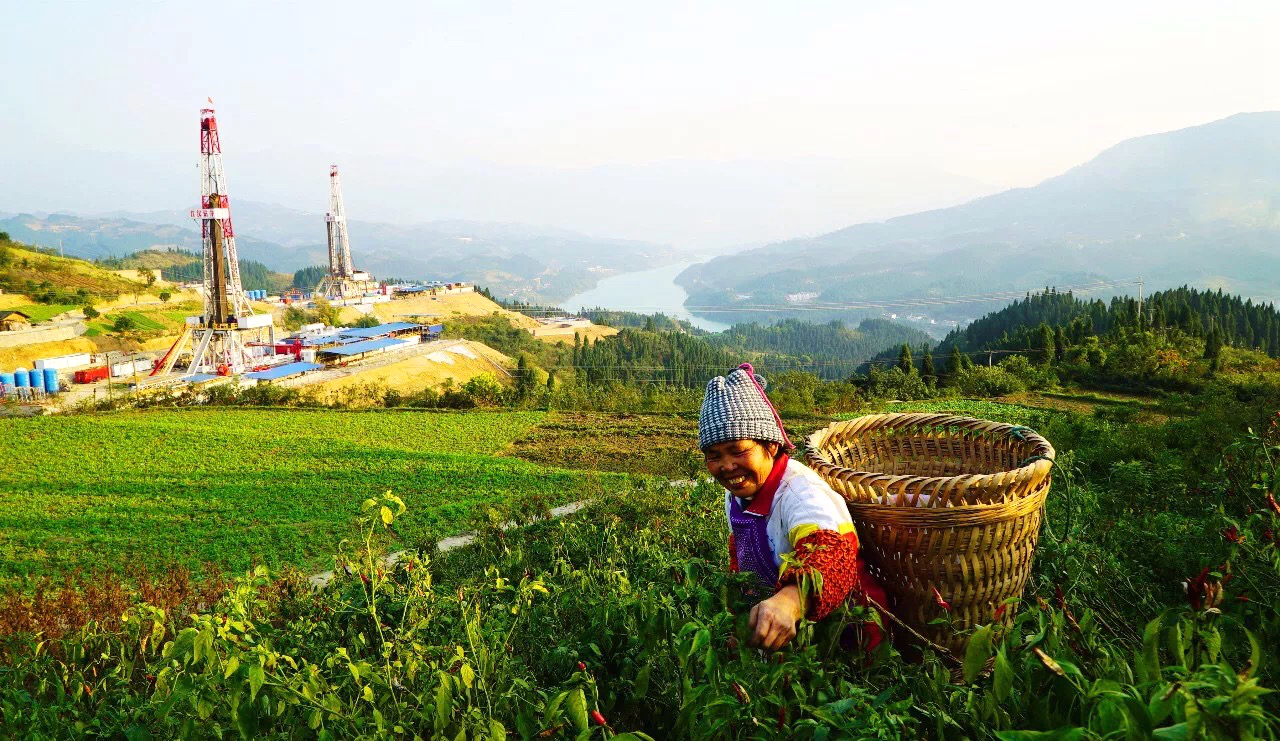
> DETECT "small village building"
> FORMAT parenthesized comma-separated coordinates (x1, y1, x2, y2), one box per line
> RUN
(0, 311, 32, 331)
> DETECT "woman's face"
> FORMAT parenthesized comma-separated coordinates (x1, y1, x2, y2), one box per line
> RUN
(703, 439, 780, 498)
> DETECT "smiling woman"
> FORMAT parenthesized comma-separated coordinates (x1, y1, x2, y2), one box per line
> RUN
(699, 363, 887, 653)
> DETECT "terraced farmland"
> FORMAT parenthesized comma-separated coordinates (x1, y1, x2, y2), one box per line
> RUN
(0, 409, 629, 584)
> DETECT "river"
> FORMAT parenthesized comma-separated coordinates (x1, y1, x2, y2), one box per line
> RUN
(562, 261, 731, 333)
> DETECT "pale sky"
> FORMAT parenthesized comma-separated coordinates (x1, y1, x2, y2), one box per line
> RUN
(3, 0, 1277, 247)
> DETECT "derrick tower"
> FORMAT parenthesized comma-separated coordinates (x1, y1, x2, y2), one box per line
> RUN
(317, 165, 373, 300)
(152, 105, 274, 379)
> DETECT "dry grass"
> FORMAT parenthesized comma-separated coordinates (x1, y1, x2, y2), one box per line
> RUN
(502, 411, 702, 477)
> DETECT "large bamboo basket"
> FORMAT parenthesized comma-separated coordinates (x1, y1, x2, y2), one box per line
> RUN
(805, 413, 1055, 655)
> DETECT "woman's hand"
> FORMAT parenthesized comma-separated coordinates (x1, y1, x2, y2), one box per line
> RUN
(749, 584, 804, 651)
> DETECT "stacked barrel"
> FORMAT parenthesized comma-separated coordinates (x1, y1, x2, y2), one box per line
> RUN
(0, 366, 59, 399)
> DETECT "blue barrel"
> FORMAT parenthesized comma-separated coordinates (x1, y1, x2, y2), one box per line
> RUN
(44, 368, 58, 394)
(257, 290, 265, 299)
(14, 368, 29, 387)
(1, 372, 13, 388)
(30, 367, 44, 391)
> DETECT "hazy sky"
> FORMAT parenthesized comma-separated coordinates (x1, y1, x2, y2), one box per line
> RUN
(3, 0, 1277, 246)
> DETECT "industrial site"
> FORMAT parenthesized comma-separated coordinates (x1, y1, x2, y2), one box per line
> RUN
(0, 106, 608, 412)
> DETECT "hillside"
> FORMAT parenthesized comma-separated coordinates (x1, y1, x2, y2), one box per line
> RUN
(102, 248, 293, 293)
(711, 317, 935, 379)
(0, 237, 144, 304)
(3, 203, 682, 302)
(680, 112, 1280, 326)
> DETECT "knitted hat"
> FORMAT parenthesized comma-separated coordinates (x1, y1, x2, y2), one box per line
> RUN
(698, 363, 794, 451)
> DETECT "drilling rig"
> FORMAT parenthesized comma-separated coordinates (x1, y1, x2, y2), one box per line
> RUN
(316, 165, 376, 301)
(152, 105, 274, 379)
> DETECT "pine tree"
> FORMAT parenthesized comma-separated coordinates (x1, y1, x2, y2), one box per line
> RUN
(515, 354, 537, 401)
(897, 344, 913, 374)
(922, 347, 935, 380)
(1204, 325, 1223, 371)
(947, 345, 964, 376)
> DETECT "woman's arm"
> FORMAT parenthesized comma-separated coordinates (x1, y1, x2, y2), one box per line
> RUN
(778, 529, 860, 621)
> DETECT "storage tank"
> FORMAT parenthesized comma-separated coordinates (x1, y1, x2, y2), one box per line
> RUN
(1, 372, 14, 388)
(43, 368, 59, 393)
(30, 367, 45, 391)
(14, 368, 30, 387)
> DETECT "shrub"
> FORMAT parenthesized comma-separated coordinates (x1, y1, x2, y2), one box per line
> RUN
(954, 365, 1025, 397)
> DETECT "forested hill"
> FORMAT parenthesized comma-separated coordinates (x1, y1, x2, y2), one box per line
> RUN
(937, 286, 1280, 357)
(99, 249, 292, 293)
(711, 318, 935, 379)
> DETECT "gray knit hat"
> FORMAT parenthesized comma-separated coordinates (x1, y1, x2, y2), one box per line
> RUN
(698, 363, 793, 451)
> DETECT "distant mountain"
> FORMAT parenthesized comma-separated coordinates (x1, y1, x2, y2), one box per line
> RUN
(679, 112, 1280, 330)
(0, 203, 681, 302)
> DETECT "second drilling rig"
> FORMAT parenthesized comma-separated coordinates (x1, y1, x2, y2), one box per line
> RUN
(316, 165, 376, 301)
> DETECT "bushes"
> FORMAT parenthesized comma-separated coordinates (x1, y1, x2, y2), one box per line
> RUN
(2, 474, 1276, 737)
(954, 365, 1025, 397)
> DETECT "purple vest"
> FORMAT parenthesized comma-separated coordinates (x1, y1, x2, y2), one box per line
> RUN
(730, 494, 779, 593)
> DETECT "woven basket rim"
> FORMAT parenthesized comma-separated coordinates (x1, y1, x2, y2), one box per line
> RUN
(804, 412, 1055, 498)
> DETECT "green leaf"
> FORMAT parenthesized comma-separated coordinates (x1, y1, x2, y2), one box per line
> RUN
(993, 648, 1013, 701)
(1152, 722, 1190, 740)
(1139, 614, 1164, 683)
(362, 685, 374, 702)
(487, 719, 505, 740)
(994, 728, 1085, 741)
(247, 662, 265, 701)
(223, 656, 240, 680)
(460, 664, 475, 689)
(1165, 622, 1185, 669)
(964, 625, 994, 683)
(1244, 627, 1262, 678)
(567, 687, 589, 733)
(434, 673, 452, 732)
(633, 663, 651, 700)
(380, 506, 393, 525)
(542, 690, 568, 727)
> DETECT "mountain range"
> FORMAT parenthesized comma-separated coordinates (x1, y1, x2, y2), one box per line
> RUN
(0, 205, 679, 302)
(678, 112, 1280, 331)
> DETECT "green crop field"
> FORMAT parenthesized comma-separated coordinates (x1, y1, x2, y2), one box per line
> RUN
(0, 409, 631, 585)
(11, 303, 77, 322)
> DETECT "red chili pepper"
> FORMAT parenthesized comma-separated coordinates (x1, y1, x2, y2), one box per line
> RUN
(993, 603, 1008, 620)
(1221, 525, 1244, 544)
(1054, 584, 1066, 611)
(577, 661, 586, 671)
(1268, 492, 1280, 516)
(589, 710, 607, 726)
(1237, 593, 1251, 603)
(1264, 529, 1275, 544)
(360, 573, 371, 585)
(731, 682, 751, 704)
(1186, 567, 1210, 609)
(931, 586, 951, 612)
(777, 706, 788, 729)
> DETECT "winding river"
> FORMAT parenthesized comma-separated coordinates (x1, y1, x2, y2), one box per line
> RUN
(563, 261, 730, 333)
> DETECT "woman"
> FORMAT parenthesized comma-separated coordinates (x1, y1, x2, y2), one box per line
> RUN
(700, 363, 885, 651)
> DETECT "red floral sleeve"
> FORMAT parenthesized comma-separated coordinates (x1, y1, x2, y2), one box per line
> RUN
(728, 533, 740, 573)
(777, 529, 861, 621)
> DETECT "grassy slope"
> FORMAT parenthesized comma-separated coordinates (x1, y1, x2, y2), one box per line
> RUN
(0, 409, 630, 584)
(0, 243, 143, 298)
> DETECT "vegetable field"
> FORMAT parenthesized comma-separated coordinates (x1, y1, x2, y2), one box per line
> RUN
(0, 409, 629, 584)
